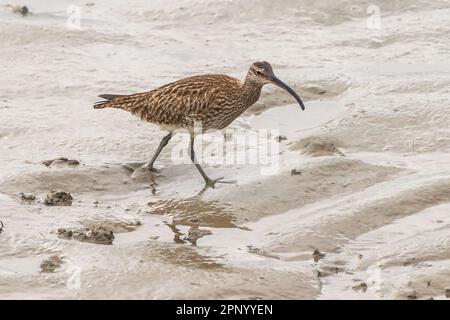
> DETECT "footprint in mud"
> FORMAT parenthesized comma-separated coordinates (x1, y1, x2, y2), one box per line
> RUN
(293, 137, 345, 157)
(42, 157, 80, 167)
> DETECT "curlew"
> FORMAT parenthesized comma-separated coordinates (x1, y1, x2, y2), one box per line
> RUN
(94, 61, 305, 188)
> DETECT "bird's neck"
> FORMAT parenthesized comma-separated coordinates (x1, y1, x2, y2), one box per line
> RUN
(240, 76, 263, 108)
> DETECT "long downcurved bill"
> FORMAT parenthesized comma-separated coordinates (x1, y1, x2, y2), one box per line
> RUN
(270, 76, 305, 110)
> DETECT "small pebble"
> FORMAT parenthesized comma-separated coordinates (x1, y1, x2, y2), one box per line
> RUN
(58, 227, 114, 245)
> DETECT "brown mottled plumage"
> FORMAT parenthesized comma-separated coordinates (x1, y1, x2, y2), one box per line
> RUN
(94, 61, 305, 188)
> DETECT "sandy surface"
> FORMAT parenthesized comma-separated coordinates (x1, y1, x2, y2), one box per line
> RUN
(1, 0, 450, 299)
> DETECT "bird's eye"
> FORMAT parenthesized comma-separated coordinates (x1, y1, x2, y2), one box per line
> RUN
(256, 71, 263, 75)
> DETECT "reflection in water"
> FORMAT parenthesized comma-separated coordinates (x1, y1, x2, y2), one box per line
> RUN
(166, 223, 187, 244)
(165, 223, 213, 246)
(147, 197, 237, 228)
(156, 245, 226, 270)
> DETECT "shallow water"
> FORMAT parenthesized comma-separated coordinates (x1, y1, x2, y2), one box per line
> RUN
(1, 0, 450, 299)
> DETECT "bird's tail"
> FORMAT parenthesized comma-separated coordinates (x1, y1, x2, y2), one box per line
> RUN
(93, 94, 126, 109)
(93, 92, 149, 114)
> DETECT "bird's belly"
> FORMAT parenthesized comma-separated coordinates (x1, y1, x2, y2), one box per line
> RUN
(156, 123, 186, 133)
(150, 106, 243, 133)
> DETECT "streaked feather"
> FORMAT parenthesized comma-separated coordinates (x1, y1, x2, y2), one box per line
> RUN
(94, 73, 263, 130)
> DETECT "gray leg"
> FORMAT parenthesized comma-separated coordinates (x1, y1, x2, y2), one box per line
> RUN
(148, 132, 173, 172)
(189, 135, 223, 188)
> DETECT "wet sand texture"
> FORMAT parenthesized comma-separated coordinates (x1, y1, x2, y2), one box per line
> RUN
(1, 0, 450, 299)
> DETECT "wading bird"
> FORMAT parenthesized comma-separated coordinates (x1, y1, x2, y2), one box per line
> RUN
(94, 61, 305, 188)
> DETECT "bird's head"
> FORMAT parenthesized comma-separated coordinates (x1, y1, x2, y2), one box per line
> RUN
(248, 61, 305, 110)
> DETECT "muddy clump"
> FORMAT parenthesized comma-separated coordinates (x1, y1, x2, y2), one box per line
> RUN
(81, 220, 141, 233)
(312, 249, 326, 262)
(57, 227, 114, 245)
(403, 257, 418, 267)
(42, 157, 80, 167)
(19, 192, 36, 202)
(275, 135, 287, 142)
(406, 290, 418, 300)
(44, 191, 73, 206)
(352, 282, 368, 293)
(293, 137, 345, 157)
(10, 5, 29, 16)
(40, 255, 63, 273)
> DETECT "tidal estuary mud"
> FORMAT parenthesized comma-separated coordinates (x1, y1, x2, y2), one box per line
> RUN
(1, 0, 450, 299)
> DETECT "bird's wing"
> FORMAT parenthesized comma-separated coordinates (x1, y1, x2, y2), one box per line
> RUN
(95, 75, 242, 128)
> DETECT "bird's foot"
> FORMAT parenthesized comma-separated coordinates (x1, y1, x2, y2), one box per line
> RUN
(203, 177, 235, 189)
(204, 177, 222, 189)
(147, 166, 161, 174)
